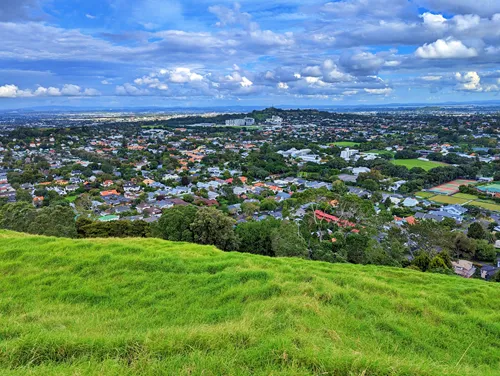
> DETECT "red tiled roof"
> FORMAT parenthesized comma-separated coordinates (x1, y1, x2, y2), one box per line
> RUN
(315, 210, 356, 228)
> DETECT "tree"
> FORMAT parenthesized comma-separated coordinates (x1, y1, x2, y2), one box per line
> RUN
(77, 218, 150, 238)
(360, 178, 379, 192)
(453, 233, 477, 259)
(412, 252, 431, 272)
(27, 205, 77, 238)
(190, 207, 239, 251)
(260, 198, 278, 211)
(468, 222, 486, 240)
(0, 202, 37, 233)
(154, 205, 198, 242)
(236, 218, 280, 256)
(15, 189, 32, 203)
(241, 202, 259, 217)
(271, 221, 308, 258)
(345, 233, 370, 264)
(331, 180, 348, 195)
(476, 240, 497, 262)
(492, 270, 500, 283)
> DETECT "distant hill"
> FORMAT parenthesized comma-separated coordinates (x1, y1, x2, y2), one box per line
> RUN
(0, 230, 499, 375)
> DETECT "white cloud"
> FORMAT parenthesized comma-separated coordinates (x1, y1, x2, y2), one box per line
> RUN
(421, 12, 447, 30)
(277, 82, 289, 90)
(116, 83, 149, 96)
(61, 84, 83, 96)
(452, 14, 481, 31)
(0, 84, 99, 98)
(167, 68, 203, 83)
(364, 88, 393, 95)
(415, 38, 478, 59)
(240, 77, 253, 87)
(85, 14, 96, 19)
(455, 71, 499, 92)
(421, 75, 442, 81)
(133, 74, 172, 90)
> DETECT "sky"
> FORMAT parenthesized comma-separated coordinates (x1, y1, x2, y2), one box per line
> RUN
(1, 0, 500, 109)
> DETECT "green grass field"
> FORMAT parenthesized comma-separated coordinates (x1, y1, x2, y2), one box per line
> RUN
(468, 200, 500, 212)
(453, 193, 479, 200)
(429, 195, 470, 205)
(0, 230, 499, 375)
(332, 141, 359, 147)
(366, 149, 394, 156)
(415, 191, 435, 199)
(391, 159, 446, 171)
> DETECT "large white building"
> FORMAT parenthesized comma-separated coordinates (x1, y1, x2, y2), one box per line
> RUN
(225, 117, 256, 126)
(340, 148, 359, 161)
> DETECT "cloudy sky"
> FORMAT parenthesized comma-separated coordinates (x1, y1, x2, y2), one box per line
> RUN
(1, 0, 500, 108)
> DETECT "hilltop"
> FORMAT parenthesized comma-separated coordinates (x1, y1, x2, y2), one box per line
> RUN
(0, 230, 499, 375)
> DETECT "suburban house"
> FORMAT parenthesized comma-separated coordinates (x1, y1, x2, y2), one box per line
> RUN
(452, 260, 476, 278)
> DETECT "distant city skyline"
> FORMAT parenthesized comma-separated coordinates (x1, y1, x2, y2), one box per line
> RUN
(1, 0, 500, 108)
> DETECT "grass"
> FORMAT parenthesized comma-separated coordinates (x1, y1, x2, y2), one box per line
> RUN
(391, 159, 447, 171)
(415, 191, 435, 199)
(453, 193, 479, 200)
(65, 195, 78, 203)
(468, 200, 500, 212)
(332, 141, 359, 147)
(429, 195, 470, 205)
(0, 230, 500, 375)
(366, 149, 395, 156)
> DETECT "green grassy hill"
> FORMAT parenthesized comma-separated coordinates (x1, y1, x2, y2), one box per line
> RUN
(0, 230, 499, 375)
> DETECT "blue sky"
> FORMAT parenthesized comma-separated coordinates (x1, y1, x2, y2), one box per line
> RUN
(1, 0, 500, 108)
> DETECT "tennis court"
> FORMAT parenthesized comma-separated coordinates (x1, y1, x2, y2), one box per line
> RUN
(428, 179, 477, 195)
(477, 184, 500, 194)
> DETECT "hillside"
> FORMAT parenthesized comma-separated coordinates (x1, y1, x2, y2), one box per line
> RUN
(0, 231, 499, 375)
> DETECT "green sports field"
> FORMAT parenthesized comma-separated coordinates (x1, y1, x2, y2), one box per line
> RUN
(332, 141, 360, 147)
(391, 159, 446, 171)
(429, 195, 470, 205)
(415, 191, 435, 199)
(468, 200, 500, 212)
(0, 230, 500, 375)
(453, 193, 479, 200)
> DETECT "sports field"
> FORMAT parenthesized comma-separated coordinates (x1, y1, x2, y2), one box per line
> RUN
(367, 149, 395, 156)
(421, 193, 500, 212)
(469, 200, 500, 212)
(428, 179, 477, 195)
(332, 141, 359, 147)
(429, 195, 470, 205)
(477, 183, 500, 194)
(453, 193, 479, 200)
(415, 191, 435, 199)
(391, 159, 446, 171)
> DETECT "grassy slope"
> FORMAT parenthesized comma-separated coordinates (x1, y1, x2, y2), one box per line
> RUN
(0, 231, 499, 375)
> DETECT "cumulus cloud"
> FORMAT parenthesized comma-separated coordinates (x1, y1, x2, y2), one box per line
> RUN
(0, 84, 99, 98)
(415, 38, 478, 59)
(166, 68, 203, 83)
(209, 3, 251, 28)
(415, 0, 500, 18)
(421, 12, 447, 30)
(455, 71, 498, 92)
(116, 83, 149, 96)
(339, 52, 386, 75)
